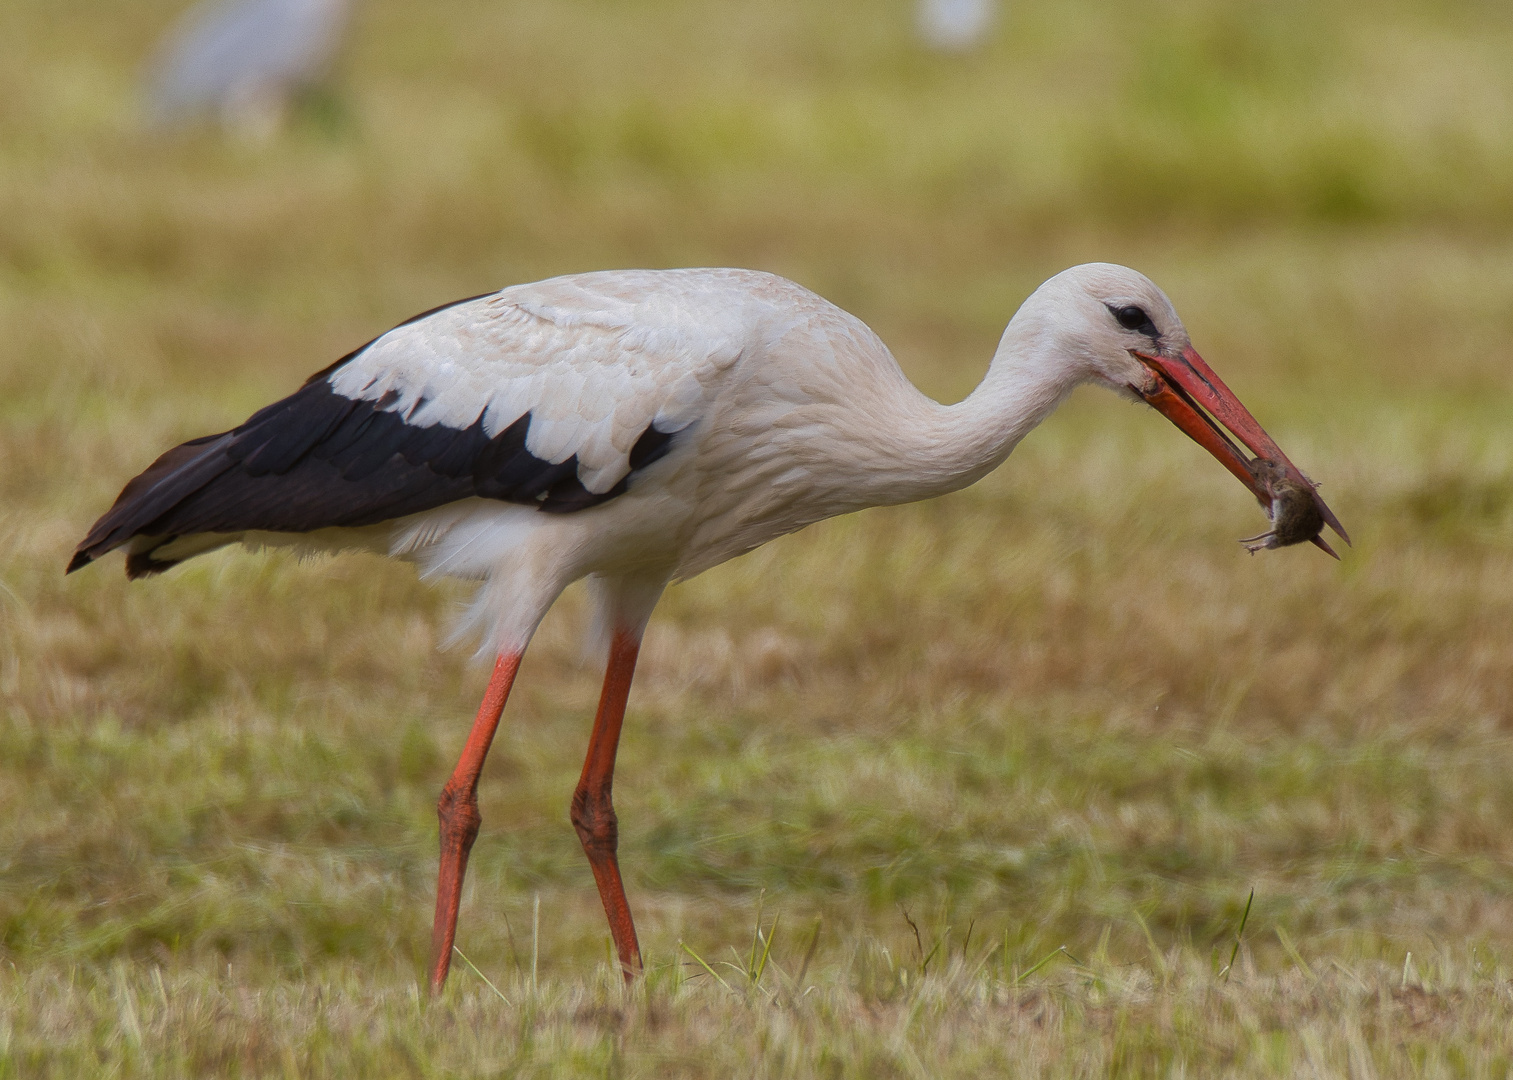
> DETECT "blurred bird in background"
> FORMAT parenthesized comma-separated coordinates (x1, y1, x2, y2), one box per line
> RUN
(145, 0, 352, 138)
(915, 0, 997, 52)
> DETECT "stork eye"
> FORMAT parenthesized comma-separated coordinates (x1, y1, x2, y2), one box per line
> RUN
(1114, 305, 1152, 331)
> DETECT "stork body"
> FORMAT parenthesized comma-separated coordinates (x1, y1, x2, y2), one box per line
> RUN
(70, 264, 1345, 991)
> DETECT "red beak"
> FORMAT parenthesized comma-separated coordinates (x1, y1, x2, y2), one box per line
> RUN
(1134, 345, 1349, 557)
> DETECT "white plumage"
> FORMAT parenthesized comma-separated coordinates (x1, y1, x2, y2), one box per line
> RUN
(327, 272, 749, 496)
(916, 0, 998, 52)
(71, 263, 1345, 991)
(124, 267, 964, 651)
(146, 0, 351, 133)
(317, 268, 1016, 652)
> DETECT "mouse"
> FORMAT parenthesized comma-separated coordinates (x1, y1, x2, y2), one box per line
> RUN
(1240, 459, 1325, 553)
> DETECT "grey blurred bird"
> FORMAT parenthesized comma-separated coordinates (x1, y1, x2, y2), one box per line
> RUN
(915, 0, 997, 52)
(146, 0, 352, 136)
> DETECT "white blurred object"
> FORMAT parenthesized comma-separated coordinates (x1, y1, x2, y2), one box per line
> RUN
(916, 0, 997, 52)
(146, 0, 352, 136)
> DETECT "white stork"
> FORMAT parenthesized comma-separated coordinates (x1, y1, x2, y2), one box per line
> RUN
(146, 0, 352, 135)
(69, 264, 1346, 992)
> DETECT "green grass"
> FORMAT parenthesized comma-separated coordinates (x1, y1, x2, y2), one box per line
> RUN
(4, 0, 1513, 1074)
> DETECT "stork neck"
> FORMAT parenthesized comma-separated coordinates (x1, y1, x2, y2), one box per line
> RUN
(923, 319, 1080, 494)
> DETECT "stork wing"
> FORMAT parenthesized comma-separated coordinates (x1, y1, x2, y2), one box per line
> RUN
(70, 276, 740, 577)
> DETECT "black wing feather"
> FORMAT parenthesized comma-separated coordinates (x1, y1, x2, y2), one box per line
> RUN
(70, 375, 678, 577)
(233, 388, 358, 476)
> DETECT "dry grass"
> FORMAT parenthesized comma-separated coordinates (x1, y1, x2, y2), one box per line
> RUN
(4, 0, 1513, 1075)
(8, 958, 1513, 1078)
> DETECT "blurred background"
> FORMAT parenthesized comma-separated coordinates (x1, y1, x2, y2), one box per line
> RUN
(4, 0, 1513, 1072)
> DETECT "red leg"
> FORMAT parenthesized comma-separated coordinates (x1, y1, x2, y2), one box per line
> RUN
(571, 629, 644, 981)
(429, 652, 522, 995)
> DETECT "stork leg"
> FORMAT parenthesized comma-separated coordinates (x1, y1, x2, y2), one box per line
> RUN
(428, 652, 522, 995)
(572, 628, 645, 980)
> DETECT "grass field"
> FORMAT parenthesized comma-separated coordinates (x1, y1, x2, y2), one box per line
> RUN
(5, 0, 1513, 1075)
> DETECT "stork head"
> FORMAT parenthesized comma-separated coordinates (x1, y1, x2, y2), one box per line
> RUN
(1023, 263, 1349, 557)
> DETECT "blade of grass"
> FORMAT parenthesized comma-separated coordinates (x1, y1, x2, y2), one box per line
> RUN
(1275, 926, 1315, 981)
(900, 906, 924, 968)
(968, 939, 1004, 980)
(452, 946, 511, 1006)
(920, 927, 948, 976)
(795, 918, 822, 989)
(501, 910, 521, 974)
(1220, 888, 1255, 982)
(1132, 908, 1168, 983)
(748, 889, 765, 977)
(1015, 945, 1072, 985)
(680, 941, 740, 998)
(753, 914, 780, 986)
